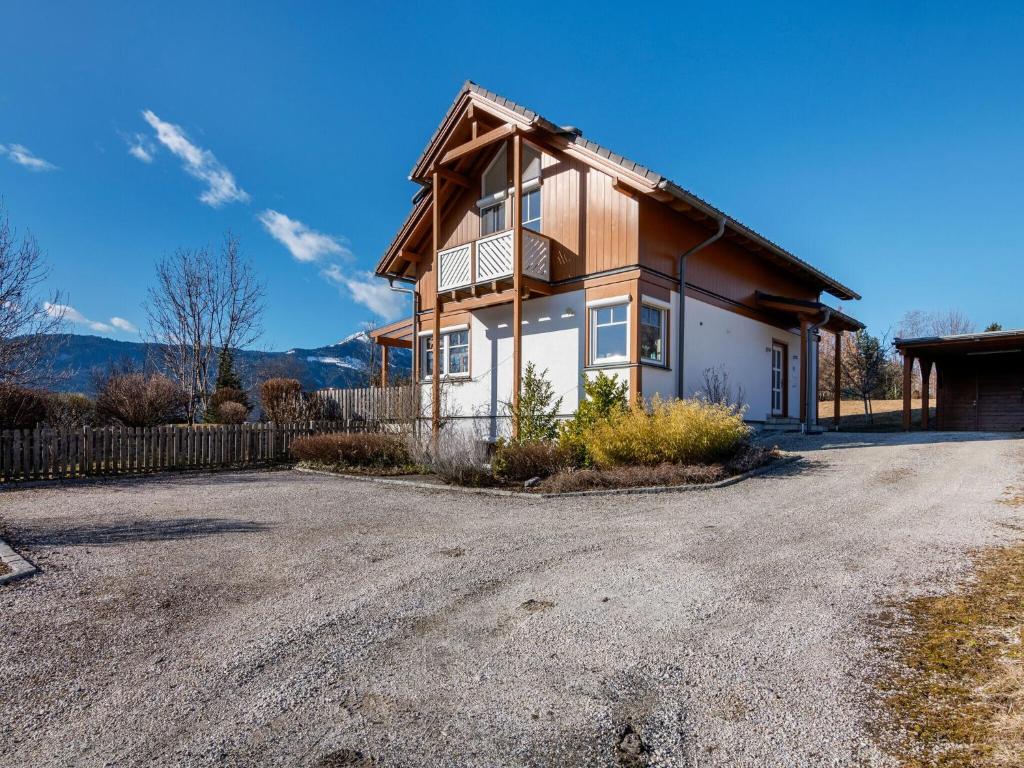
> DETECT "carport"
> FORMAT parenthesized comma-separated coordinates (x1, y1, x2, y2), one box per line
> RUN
(896, 330, 1024, 431)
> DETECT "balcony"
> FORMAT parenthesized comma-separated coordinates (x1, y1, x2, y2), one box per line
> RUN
(437, 229, 550, 296)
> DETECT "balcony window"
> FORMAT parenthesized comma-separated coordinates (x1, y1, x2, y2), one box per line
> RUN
(420, 329, 470, 379)
(591, 303, 629, 364)
(521, 188, 541, 231)
(480, 202, 505, 236)
(640, 305, 666, 364)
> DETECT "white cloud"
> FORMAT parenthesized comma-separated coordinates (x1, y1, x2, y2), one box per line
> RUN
(45, 302, 136, 335)
(338, 271, 406, 321)
(110, 317, 139, 333)
(127, 133, 155, 163)
(0, 143, 57, 172)
(141, 110, 249, 207)
(258, 209, 349, 263)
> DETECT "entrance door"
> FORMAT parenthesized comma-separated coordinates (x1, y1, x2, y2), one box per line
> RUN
(771, 343, 786, 416)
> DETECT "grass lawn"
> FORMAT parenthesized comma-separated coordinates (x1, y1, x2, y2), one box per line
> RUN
(818, 398, 935, 431)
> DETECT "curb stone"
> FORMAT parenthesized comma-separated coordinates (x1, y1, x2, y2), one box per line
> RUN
(0, 538, 37, 585)
(294, 453, 802, 499)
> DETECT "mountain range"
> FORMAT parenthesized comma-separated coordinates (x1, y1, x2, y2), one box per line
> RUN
(38, 333, 412, 394)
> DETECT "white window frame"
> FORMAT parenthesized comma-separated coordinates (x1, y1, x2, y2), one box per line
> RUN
(639, 302, 668, 366)
(589, 300, 630, 365)
(418, 326, 471, 380)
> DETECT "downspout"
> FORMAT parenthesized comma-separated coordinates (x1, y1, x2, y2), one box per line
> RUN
(676, 216, 726, 398)
(388, 276, 418, 431)
(804, 308, 831, 431)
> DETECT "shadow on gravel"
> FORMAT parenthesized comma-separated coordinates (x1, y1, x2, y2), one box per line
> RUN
(11, 517, 270, 547)
(759, 456, 830, 479)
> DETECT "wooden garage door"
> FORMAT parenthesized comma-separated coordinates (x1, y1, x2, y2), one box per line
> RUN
(977, 355, 1024, 431)
(939, 353, 1024, 431)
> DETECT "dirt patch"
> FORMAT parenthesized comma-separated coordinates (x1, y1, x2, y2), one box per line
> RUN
(0, 560, 9, 576)
(436, 547, 465, 558)
(615, 723, 650, 767)
(314, 748, 373, 767)
(874, 543, 1024, 767)
(520, 599, 555, 613)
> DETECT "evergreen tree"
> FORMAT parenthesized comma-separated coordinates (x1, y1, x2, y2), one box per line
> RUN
(215, 347, 244, 391)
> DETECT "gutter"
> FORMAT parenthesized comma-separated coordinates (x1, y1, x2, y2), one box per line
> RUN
(676, 216, 726, 397)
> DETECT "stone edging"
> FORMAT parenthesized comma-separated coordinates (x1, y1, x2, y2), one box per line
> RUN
(294, 453, 802, 499)
(0, 538, 37, 585)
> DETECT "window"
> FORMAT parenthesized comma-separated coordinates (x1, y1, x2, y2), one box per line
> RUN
(420, 329, 470, 379)
(480, 202, 505, 236)
(521, 188, 541, 231)
(640, 305, 666, 364)
(591, 303, 629, 364)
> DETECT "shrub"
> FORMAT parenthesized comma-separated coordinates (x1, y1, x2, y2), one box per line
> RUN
(506, 362, 563, 442)
(559, 371, 629, 466)
(409, 429, 494, 486)
(216, 401, 248, 424)
(583, 396, 751, 468)
(0, 384, 50, 429)
(291, 432, 411, 469)
(260, 378, 304, 424)
(95, 371, 187, 427)
(46, 393, 97, 429)
(208, 387, 251, 423)
(491, 439, 571, 482)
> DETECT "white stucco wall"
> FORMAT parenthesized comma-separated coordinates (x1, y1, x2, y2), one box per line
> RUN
(420, 290, 803, 436)
(683, 296, 802, 421)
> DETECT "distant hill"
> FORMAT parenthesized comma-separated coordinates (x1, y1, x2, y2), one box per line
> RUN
(38, 333, 412, 394)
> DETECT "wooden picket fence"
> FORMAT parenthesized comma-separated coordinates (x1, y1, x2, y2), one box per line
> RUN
(0, 420, 377, 482)
(316, 384, 419, 422)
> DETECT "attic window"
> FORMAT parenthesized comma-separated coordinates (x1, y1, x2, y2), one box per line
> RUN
(481, 145, 507, 201)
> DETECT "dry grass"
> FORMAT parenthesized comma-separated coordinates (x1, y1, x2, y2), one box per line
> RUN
(0, 560, 10, 576)
(876, 542, 1024, 767)
(819, 399, 935, 432)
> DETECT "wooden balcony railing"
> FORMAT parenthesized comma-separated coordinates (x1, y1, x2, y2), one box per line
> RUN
(437, 229, 550, 293)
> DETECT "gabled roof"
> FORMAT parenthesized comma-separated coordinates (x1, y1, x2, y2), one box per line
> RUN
(381, 81, 861, 302)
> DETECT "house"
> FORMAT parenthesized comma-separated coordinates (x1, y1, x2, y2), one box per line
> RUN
(371, 82, 863, 438)
(896, 330, 1024, 431)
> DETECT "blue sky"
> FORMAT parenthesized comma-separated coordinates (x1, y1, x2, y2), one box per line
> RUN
(2, 2, 1022, 350)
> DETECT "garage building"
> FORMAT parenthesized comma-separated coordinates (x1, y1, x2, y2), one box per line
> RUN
(896, 330, 1024, 431)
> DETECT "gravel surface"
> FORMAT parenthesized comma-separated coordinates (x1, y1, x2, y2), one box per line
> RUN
(2, 432, 1023, 768)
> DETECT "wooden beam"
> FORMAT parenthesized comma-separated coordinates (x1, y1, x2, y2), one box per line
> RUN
(434, 168, 470, 189)
(833, 331, 842, 429)
(669, 199, 693, 212)
(920, 358, 932, 430)
(902, 353, 913, 431)
(799, 317, 809, 425)
(512, 134, 523, 440)
(399, 249, 421, 263)
(380, 345, 389, 388)
(440, 123, 516, 166)
(431, 171, 441, 441)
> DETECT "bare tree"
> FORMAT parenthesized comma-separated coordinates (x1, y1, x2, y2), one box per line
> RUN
(898, 308, 975, 339)
(0, 202, 65, 386)
(145, 231, 263, 422)
(841, 329, 893, 423)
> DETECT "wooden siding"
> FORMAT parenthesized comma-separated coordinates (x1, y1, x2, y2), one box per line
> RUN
(937, 352, 1024, 431)
(638, 196, 819, 304)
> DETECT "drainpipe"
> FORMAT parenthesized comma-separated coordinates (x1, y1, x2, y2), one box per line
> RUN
(676, 216, 726, 398)
(804, 308, 831, 431)
(389, 276, 418, 431)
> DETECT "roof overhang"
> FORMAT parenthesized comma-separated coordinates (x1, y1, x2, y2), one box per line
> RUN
(369, 317, 414, 348)
(755, 292, 864, 333)
(895, 329, 1024, 357)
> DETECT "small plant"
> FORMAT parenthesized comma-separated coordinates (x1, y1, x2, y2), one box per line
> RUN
(290, 432, 411, 469)
(583, 396, 751, 468)
(410, 430, 493, 486)
(559, 371, 629, 466)
(697, 366, 746, 411)
(207, 386, 251, 423)
(491, 439, 571, 483)
(94, 369, 187, 427)
(506, 362, 563, 442)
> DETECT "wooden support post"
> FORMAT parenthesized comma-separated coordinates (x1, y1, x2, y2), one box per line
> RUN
(799, 317, 809, 425)
(833, 331, 842, 429)
(380, 345, 389, 389)
(902, 352, 914, 431)
(920, 358, 932, 430)
(511, 134, 524, 440)
(431, 171, 441, 441)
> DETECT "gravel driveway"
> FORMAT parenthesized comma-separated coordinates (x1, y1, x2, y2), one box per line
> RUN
(2, 432, 1023, 768)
